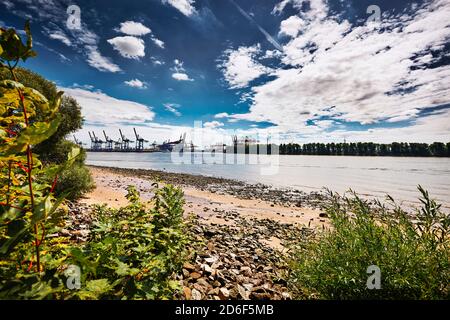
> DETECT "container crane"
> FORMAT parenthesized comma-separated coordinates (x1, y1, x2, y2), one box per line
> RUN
(133, 127, 148, 151)
(119, 129, 133, 150)
(103, 130, 114, 151)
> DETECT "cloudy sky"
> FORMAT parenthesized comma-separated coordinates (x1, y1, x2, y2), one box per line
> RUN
(1, 0, 449, 145)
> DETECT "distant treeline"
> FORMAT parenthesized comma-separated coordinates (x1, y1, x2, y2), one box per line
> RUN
(278, 142, 450, 157)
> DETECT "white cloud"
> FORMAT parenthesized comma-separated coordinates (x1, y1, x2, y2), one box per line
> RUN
(273, 0, 328, 20)
(171, 59, 193, 81)
(162, 0, 197, 17)
(222, 0, 450, 141)
(1, 0, 14, 10)
(219, 44, 272, 89)
(72, 83, 95, 90)
(108, 36, 146, 59)
(151, 57, 165, 65)
(214, 112, 230, 119)
(124, 79, 148, 89)
(279, 15, 304, 38)
(204, 121, 224, 128)
(174, 59, 184, 69)
(172, 73, 193, 81)
(117, 21, 151, 36)
(115, 21, 165, 49)
(62, 87, 155, 126)
(85, 46, 121, 73)
(164, 103, 182, 116)
(152, 37, 165, 49)
(48, 30, 72, 46)
(5, 0, 121, 73)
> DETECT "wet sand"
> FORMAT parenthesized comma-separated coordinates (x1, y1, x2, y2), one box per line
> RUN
(82, 166, 329, 230)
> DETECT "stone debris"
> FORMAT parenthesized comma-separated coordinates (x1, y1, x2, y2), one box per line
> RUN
(174, 209, 314, 300)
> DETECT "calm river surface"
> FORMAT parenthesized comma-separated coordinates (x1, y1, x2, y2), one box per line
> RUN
(87, 152, 450, 208)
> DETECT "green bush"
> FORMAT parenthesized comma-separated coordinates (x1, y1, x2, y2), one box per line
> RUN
(0, 183, 191, 299)
(287, 186, 450, 300)
(1, 66, 91, 200)
(69, 184, 191, 299)
(38, 140, 93, 201)
(50, 163, 94, 201)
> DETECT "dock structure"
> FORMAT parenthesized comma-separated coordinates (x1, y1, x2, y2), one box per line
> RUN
(88, 131, 104, 150)
(83, 132, 271, 154)
(119, 129, 133, 151)
(160, 133, 186, 152)
(103, 130, 114, 151)
(134, 128, 148, 151)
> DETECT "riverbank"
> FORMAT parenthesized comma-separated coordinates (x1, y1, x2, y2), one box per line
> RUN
(82, 166, 330, 227)
(71, 166, 331, 299)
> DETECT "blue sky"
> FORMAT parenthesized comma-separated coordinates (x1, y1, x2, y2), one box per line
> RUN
(1, 0, 449, 145)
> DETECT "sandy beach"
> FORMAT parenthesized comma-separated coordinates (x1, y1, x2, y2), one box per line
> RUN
(81, 166, 329, 230)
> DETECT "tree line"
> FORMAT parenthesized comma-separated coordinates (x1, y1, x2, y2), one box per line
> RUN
(278, 142, 450, 157)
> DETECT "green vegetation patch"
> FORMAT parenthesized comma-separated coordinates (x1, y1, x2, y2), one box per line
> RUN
(287, 186, 450, 299)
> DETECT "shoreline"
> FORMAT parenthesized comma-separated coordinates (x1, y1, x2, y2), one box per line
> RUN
(85, 165, 329, 208)
(82, 165, 330, 229)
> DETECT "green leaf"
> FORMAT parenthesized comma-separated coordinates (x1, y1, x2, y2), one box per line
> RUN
(0, 226, 28, 255)
(115, 260, 140, 276)
(77, 279, 112, 299)
(32, 195, 52, 224)
(0, 117, 61, 154)
(51, 91, 64, 114)
(0, 23, 35, 62)
(20, 280, 53, 300)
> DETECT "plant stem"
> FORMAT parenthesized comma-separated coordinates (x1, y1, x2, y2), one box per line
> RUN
(6, 161, 12, 206)
(8, 62, 40, 272)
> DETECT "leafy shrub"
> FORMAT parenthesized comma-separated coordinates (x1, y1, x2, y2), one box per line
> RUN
(33, 96, 83, 164)
(287, 186, 450, 299)
(0, 68, 83, 154)
(0, 22, 82, 298)
(49, 163, 95, 201)
(69, 184, 191, 299)
(0, 50, 90, 200)
(0, 66, 58, 102)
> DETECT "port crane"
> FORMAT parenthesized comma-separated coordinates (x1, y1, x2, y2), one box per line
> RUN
(88, 131, 104, 150)
(92, 132, 104, 150)
(133, 128, 148, 151)
(119, 129, 133, 150)
(73, 135, 83, 148)
(103, 130, 114, 151)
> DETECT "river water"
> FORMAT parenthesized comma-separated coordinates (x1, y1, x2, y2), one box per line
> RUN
(86, 152, 450, 209)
